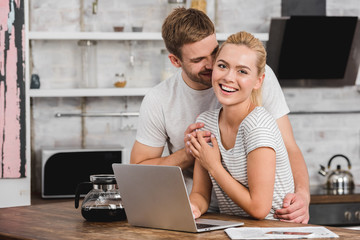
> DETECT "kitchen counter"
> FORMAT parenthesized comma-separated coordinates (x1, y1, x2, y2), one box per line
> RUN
(0, 200, 359, 240)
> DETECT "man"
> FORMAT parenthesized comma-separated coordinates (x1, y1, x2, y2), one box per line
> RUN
(131, 7, 309, 223)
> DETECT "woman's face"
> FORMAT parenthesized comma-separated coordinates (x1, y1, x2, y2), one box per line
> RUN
(212, 44, 262, 107)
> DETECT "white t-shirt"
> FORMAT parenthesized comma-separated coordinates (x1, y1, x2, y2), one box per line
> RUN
(136, 65, 289, 204)
(196, 107, 294, 219)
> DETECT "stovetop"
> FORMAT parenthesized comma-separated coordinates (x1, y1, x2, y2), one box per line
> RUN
(309, 185, 360, 226)
(310, 185, 360, 204)
(310, 185, 360, 196)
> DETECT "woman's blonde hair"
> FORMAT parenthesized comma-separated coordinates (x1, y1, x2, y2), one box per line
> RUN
(218, 31, 266, 106)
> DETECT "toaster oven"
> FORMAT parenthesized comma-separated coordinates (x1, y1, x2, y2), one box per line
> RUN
(41, 147, 125, 198)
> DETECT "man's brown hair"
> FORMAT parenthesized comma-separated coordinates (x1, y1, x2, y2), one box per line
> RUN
(161, 7, 215, 60)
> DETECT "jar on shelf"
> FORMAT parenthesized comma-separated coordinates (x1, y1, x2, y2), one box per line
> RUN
(190, 0, 207, 13)
(78, 40, 98, 88)
(114, 73, 127, 88)
(167, 0, 186, 15)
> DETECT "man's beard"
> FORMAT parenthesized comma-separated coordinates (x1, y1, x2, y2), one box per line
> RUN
(182, 66, 213, 88)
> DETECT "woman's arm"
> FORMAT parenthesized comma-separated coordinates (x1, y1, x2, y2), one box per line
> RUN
(211, 147, 276, 219)
(189, 132, 277, 219)
(189, 160, 212, 218)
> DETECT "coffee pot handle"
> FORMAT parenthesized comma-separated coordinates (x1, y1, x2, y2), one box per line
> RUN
(327, 154, 351, 170)
(74, 182, 92, 209)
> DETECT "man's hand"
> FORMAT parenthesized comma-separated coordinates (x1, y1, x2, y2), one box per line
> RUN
(184, 122, 211, 156)
(274, 192, 310, 224)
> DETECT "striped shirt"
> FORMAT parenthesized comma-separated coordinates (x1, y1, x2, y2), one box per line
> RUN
(196, 107, 294, 220)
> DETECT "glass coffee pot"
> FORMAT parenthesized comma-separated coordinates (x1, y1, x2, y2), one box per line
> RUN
(75, 174, 126, 221)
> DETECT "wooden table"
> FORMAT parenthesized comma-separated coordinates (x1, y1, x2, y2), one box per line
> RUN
(0, 200, 359, 240)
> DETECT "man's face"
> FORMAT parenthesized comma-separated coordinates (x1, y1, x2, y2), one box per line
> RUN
(178, 34, 219, 90)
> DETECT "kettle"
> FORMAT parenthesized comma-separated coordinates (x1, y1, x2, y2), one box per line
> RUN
(318, 154, 355, 194)
(75, 174, 126, 221)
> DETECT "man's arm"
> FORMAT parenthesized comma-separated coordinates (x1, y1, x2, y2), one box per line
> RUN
(130, 141, 194, 170)
(275, 115, 310, 224)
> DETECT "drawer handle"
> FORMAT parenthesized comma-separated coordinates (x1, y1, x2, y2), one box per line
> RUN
(344, 211, 352, 221)
(355, 211, 360, 220)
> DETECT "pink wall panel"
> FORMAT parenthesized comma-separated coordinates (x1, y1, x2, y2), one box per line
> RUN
(0, 0, 26, 178)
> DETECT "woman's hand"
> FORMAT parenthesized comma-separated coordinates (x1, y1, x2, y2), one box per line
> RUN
(188, 131, 221, 173)
(184, 123, 211, 156)
(190, 202, 202, 219)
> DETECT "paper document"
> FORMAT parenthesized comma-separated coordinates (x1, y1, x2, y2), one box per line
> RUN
(225, 226, 339, 239)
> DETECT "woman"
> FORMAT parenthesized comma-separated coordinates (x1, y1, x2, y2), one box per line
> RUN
(188, 31, 294, 220)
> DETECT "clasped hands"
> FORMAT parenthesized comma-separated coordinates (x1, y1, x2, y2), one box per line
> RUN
(184, 123, 221, 173)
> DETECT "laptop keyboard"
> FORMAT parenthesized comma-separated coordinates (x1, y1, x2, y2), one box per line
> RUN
(196, 223, 217, 229)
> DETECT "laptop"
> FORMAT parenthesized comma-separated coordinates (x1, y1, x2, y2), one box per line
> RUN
(112, 164, 244, 233)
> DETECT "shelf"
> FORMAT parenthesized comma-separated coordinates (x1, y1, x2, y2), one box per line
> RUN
(29, 88, 150, 97)
(27, 31, 269, 98)
(28, 31, 269, 42)
(217, 33, 269, 42)
(28, 32, 164, 41)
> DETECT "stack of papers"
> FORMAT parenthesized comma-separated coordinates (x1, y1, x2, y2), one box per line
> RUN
(225, 226, 339, 239)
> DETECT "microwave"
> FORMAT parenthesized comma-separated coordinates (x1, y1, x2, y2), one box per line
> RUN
(41, 147, 126, 198)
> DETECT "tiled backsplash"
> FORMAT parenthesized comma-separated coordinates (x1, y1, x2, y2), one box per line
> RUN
(30, 0, 360, 192)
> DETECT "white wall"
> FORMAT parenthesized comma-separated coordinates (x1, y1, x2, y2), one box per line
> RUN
(0, 179, 31, 208)
(29, 0, 360, 193)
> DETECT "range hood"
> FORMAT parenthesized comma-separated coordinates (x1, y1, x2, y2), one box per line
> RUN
(267, 16, 360, 87)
